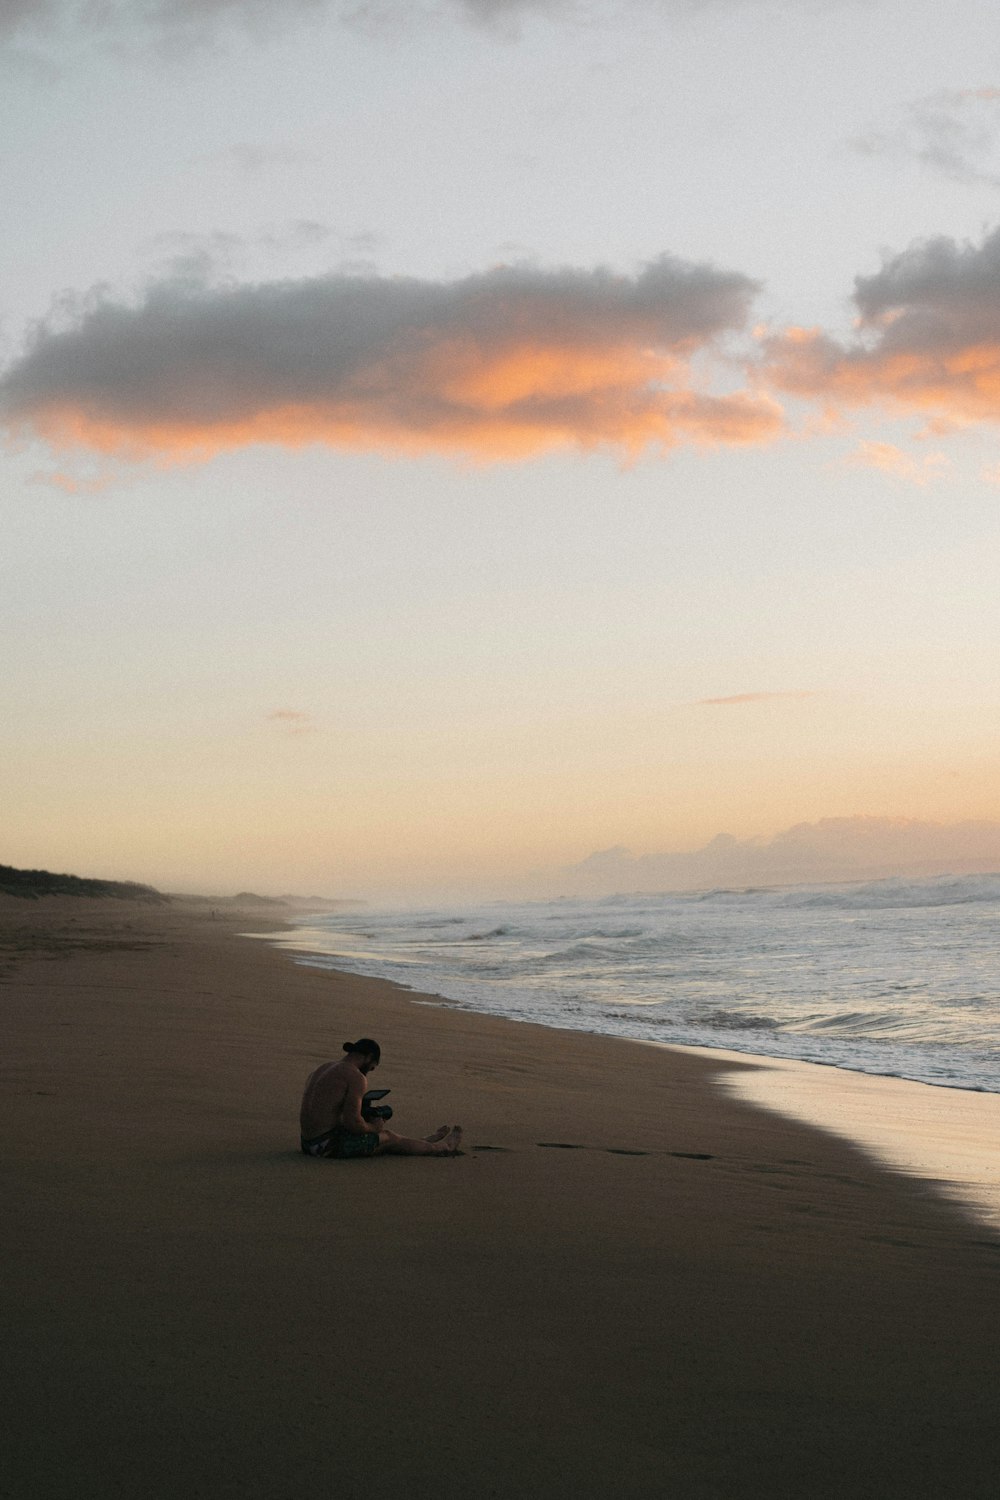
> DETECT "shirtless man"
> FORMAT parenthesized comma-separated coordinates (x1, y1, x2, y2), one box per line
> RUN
(299, 1038, 462, 1159)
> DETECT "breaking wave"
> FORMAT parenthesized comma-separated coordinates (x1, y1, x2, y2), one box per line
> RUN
(268, 872, 1000, 1093)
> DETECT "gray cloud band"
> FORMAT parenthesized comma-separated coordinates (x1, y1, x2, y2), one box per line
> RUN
(0, 258, 780, 460)
(763, 226, 1000, 426)
(0, 0, 816, 45)
(0, 0, 541, 41)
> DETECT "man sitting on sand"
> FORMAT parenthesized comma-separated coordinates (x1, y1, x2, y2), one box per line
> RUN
(300, 1038, 462, 1159)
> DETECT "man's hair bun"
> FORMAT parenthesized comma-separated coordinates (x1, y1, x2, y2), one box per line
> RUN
(343, 1037, 381, 1064)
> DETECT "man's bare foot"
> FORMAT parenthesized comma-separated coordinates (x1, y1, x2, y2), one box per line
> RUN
(438, 1126, 462, 1155)
(424, 1125, 450, 1143)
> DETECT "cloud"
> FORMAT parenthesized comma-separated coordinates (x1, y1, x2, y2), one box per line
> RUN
(266, 708, 317, 736)
(692, 691, 815, 706)
(851, 88, 1000, 188)
(448, 0, 572, 33)
(140, 221, 343, 282)
(845, 441, 947, 485)
(0, 258, 782, 464)
(0, 0, 51, 36)
(551, 817, 1000, 895)
(0, 0, 866, 50)
(223, 143, 316, 174)
(0, 0, 57, 37)
(0, 0, 571, 48)
(0, 0, 340, 49)
(26, 466, 116, 494)
(763, 226, 1000, 431)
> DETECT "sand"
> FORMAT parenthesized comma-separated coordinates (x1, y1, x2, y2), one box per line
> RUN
(3, 894, 1000, 1499)
(680, 1043, 1000, 1233)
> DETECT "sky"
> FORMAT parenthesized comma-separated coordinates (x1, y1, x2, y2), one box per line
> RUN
(3, 0, 1000, 902)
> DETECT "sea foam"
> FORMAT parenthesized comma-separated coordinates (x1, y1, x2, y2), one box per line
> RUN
(268, 873, 1000, 1093)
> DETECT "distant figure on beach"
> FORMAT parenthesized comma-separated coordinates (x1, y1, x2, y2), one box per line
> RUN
(300, 1038, 462, 1159)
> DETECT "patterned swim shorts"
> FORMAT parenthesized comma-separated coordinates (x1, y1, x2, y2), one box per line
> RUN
(300, 1128, 380, 1160)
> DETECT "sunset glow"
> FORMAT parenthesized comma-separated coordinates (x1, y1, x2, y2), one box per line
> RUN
(0, 263, 784, 462)
(3, 0, 1000, 901)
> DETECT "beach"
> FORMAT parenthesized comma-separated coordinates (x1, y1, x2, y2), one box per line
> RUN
(4, 895, 1000, 1498)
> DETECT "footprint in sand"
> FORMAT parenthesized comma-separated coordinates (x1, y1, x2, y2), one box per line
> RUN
(535, 1143, 715, 1159)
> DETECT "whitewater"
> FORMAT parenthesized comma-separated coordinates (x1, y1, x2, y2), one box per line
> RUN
(267, 872, 1000, 1094)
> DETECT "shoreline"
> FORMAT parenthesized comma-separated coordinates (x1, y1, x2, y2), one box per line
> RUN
(260, 926, 1000, 1231)
(6, 894, 1000, 1496)
(261, 904, 1000, 1097)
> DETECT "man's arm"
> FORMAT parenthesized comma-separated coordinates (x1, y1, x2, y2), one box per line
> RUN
(340, 1072, 382, 1135)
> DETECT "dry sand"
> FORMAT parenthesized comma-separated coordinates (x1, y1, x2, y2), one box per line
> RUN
(3, 894, 1000, 1499)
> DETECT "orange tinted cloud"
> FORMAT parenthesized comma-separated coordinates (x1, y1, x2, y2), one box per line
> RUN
(26, 467, 115, 495)
(764, 228, 1000, 430)
(693, 692, 816, 706)
(0, 260, 783, 464)
(846, 441, 947, 484)
(266, 709, 316, 736)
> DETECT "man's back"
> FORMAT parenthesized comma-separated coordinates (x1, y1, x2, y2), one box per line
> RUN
(299, 1058, 353, 1139)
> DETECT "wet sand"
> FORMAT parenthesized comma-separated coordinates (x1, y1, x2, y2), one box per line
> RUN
(678, 1042, 1000, 1232)
(3, 894, 1000, 1498)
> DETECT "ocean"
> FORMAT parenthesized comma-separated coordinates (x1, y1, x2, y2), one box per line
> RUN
(266, 872, 1000, 1095)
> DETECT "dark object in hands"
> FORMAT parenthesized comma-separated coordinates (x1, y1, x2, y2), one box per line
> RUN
(362, 1089, 393, 1122)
